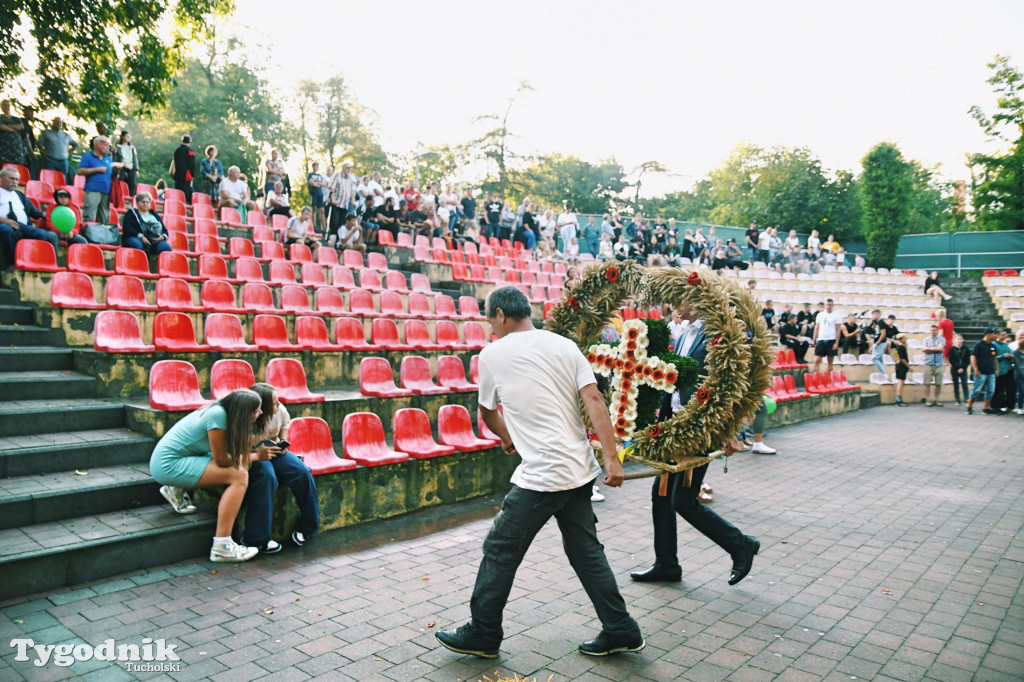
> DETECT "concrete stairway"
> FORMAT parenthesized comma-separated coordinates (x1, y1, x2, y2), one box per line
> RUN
(942, 278, 1003, 344)
(0, 285, 214, 602)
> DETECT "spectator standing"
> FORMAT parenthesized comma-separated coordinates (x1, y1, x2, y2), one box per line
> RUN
(892, 333, 911, 407)
(483, 193, 502, 239)
(806, 229, 821, 259)
(538, 208, 556, 242)
(168, 135, 196, 204)
(935, 308, 954, 358)
(305, 162, 326, 231)
(500, 202, 516, 241)
(0, 167, 57, 270)
(757, 227, 771, 263)
(600, 213, 615, 241)
(947, 334, 971, 405)
(582, 216, 600, 256)
(263, 148, 286, 198)
(785, 229, 800, 252)
(120, 193, 171, 255)
(522, 201, 540, 246)
(460, 188, 476, 235)
(19, 105, 37, 169)
(867, 310, 890, 378)
(992, 330, 1016, 412)
(218, 165, 257, 216)
(921, 324, 946, 407)
(113, 131, 140, 197)
(200, 146, 224, 203)
(327, 160, 356, 245)
(812, 298, 842, 373)
(0, 100, 27, 168)
(439, 183, 460, 233)
(76, 136, 120, 224)
(744, 221, 759, 262)
(403, 181, 421, 212)
(965, 328, 999, 415)
(36, 117, 78, 177)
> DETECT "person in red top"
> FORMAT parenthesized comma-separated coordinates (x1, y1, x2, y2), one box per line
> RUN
(403, 181, 420, 211)
(936, 308, 954, 358)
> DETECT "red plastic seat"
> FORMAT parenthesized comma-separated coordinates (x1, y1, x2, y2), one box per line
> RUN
(49, 271, 102, 309)
(400, 355, 448, 395)
(229, 237, 255, 259)
(358, 268, 383, 291)
(397, 232, 414, 248)
(336, 317, 374, 350)
(983, 270, 1000, 277)
(478, 406, 502, 440)
(349, 289, 380, 317)
(93, 310, 154, 352)
(434, 295, 458, 319)
(266, 357, 324, 403)
(246, 210, 267, 228)
(219, 207, 242, 226)
(359, 357, 414, 397)
(201, 279, 242, 312)
(252, 315, 297, 351)
(270, 214, 288, 231)
(233, 257, 265, 284)
(300, 263, 326, 288)
(210, 359, 256, 400)
(783, 374, 810, 399)
(193, 235, 221, 256)
(371, 318, 414, 350)
(269, 260, 297, 285)
(198, 254, 231, 281)
(469, 355, 480, 384)
(149, 360, 207, 411)
(289, 417, 357, 474)
(251, 225, 274, 242)
(438, 404, 500, 452)
(379, 290, 411, 318)
(342, 412, 409, 467)
(163, 200, 186, 218)
(407, 292, 438, 319)
(404, 319, 441, 350)
(280, 285, 313, 314)
(315, 287, 348, 316)
(342, 249, 363, 269)
(3, 162, 30, 185)
(392, 408, 456, 459)
(241, 283, 278, 313)
(105, 275, 155, 311)
(434, 320, 470, 350)
(158, 251, 199, 281)
(163, 214, 187, 234)
(437, 355, 477, 392)
(40, 169, 65, 189)
(295, 316, 335, 351)
(153, 312, 210, 352)
(113, 248, 156, 279)
(412, 245, 430, 263)
(385, 270, 408, 292)
(193, 218, 220, 239)
(1003, 269, 1018, 277)
(166, 231, 193, 255)
(205, 313, 257, 352)
(836, 370, 858, 391)
(257, 240, 285, 263)
(458, 296, 485, 319)
(410, 273, 433, 295)
(367, 252, 388, 271)
(155, 278, 202, 312)
(316, 247, 339, 266)
(288, 243, 313, 264)
(67, 243, 113, 276)
(377, 231, 394, 246)
(330, 265, 356, 289)
(192, 192, 211, 206)
(803, 373, 825, 395)
(463, 321, 488, 349)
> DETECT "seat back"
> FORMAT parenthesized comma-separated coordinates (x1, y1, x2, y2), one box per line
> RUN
(241, 282, 276, 312)
(342, 412, 407, 465)
(296, 315, 331, 347)
(393, 408, 452, 455)
(50, 271, 99, 308)
(149, 360, 206, 411)
(266, 357, 322, 402)
(358, 268, 383, 290)
(435, 295, 457, 317)
(371, 318, 403, 345)
(155, 277, 197, 309)
(201, 279, 239, 311)
(288, 243, 313, 263)
(385, 270, 408, 291)
(342, 249, 363, 268)
(258, 240, 285, 262)
(437, 404, 483, 447)
(330, 265, 355, 289)
(359, 356, 397, 394)
(300, 263, 326, 286)
(234, 257, 264, 283)
(289, 417, 355, 474)
(404, 319, 434, 347)
(269, 260, 297, 284)
(253, 314, 291, 346)
(280, 284, 312, 312)
(229, 237, 255, 259)
(336, 317, 370, 348)
(193, 219, 219, 238)
(105, 275, 149, 309)
(350, 289, 378, 315)
(316, 246, 339, 266)
(153, 311, 201, 347)
(367, 252, 388, 271)
(113, 248, 152, 277)
(379, 290, 406, 317)
(315, 287, 347, 315)
(410, 273, 432, 294)
(400, 355, 438, 391)
(67, 243, 109, 274)
(210, 359, 255, 400)
(204, 313, 249, 348)
(437, 355, 474, 389)
(94, 310, 150, 351)
(458, 296, 482, 318)
(408, 292, 432, 318)
(464, 321, 487, 347)
(435, 320, 461, 347)
(198, 254, 229, 279)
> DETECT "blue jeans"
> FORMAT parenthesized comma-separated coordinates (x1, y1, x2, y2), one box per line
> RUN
(122, 237, 172, 255)
(969, 373, 995, 401)
(1015, 375, 1024, 409)
(872, 340, 888, 374)
(242, 452, 320, 546)
(42, 157, 69, 175)
(0, 222, 59, 266)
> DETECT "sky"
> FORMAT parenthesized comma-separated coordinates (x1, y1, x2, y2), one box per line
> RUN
(241, 0, 1024, 195)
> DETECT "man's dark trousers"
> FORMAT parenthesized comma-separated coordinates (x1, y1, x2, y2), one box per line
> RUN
(650, 463, 746, 569)
(470, 480, 640, 643)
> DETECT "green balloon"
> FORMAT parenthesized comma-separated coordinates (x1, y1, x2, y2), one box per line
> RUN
(51, 205, 77, 234)
(763, 395, 777, 415)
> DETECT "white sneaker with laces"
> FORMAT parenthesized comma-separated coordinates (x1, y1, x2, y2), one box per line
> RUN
(591, 485, 605, 502)
(160, 486, 196, 514)
(751, 442, 777, 455)
(210, 539, 258, 563)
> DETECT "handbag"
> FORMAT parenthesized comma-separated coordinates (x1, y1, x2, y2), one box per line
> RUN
(82, 223, 121, 246)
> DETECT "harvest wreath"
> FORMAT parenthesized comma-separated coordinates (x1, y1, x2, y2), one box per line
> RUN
(546, 261, 774, 472)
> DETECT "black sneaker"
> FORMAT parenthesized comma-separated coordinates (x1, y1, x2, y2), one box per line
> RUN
(965, 407, 973, 415)
(256, 540, 282, 554)
(579, 630, 646, 656)
(983, 408, 1000, 415)
(435, 622, 500, 658)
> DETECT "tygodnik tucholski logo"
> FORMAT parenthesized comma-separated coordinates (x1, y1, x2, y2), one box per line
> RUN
(10, 636, 181, 671)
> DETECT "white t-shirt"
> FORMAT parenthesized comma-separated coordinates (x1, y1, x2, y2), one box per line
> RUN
(815, 310, 843, 341)
(286, 217, 312, 240)
(221, 177, 248, 202)
(807, 235, 821, 254)
(366, 180, 384, 202)
(478, 329, 602, 492)
(0, 187, 29, 224)
(338, 222, 360, 244)
(758, 231, 771, 250)
(266, 190, 289, 207)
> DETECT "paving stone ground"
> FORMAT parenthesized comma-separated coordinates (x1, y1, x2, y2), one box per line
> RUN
(2, 405, 1023, 681)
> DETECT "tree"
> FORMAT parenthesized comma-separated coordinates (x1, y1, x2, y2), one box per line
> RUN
(860, 142, 914, 268)
(506, 155, 626, 214)
(968, 55, 1024, 231)
(469, 81, 533, 197)
(627, 160, 671, 209)
(641, 180, 716, 222)
(1, 0, 233, 124)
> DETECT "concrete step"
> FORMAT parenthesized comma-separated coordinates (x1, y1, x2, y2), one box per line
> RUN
(0, 304, 33, 326)
(0, 287, 19, 306)
(0, 505, 216, 601)
(0, 324, 64, 347)
(0, 370, 98, 400)
(0, 427, 154, 477)
(0, 463, 161, 529)
(0, 347, 74, 371)
(0, 399, 125, 438)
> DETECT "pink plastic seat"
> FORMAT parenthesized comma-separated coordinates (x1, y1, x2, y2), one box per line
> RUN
(367, 252, 389, 271)
(149, 360, 207, 411)
(104, 275, 156, 311)
(229, 237, 255, 259)
(158, 251, 199, 281)
(300, 263, 326, 287)
(358, 268, 383, 291)
(198, 254, 231, 281)
(288, 243, 313, 264)
(268, 260, 297, 285)
(316, 247, 339, 266)
(400, 355, 448, 395)
(435, 320, 470, 350)
(438, 404, 500, 452)
(371, 318, 414, 350)
(470, 355, 479, 384)
(241, 283, 278, 313)
(295, 316, 335, 351)
(404, 319, 441, 350)
(379, 290, 411, 318)
(478, 406, 502, 440)
(377, 230, 394, 246)
(210, 359, 256, 400)
(335, 317, 374, 350)
(251, 225, 274, 242)
(330, 265, 356, 289)
(397, 232, 414, 248)
(155, 278, 202, 312)
(315, 287, 348, 316)
(153, 312, 210, 352)
(68, 243, 113, 276)
(410, 273, 433, 295)
(459, 296, 485, 319)
(204, 313, 256, 352)
(50, 271, 103, 309)
(342, 413, 409, 466)
(463, 321, 488, 349)
(93, 310, 155, 353)
(280, 285, 313, 314)
(349, 289, 380, 317)
(193, 235, 221, 256)
(257, 240, 285, 263)
(359, 357, 413, 397)
(342, 249, 363, 269)
(437, 355, 477, 392)
(233, 257, 265, 284)
(200, 279, 243, 312)
(114, 248, 157, 279)
(266, 357, 325, 403)
(434, 295, 458, 319)
(290, 417, 357, 474)
(407, 292, 438, 319)
(393, 408, 456, 459)
(385, 270, 408, 292)
(252, 314, 297, 351)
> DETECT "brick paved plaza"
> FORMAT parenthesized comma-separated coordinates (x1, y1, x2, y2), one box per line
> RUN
(2, 406, 1023, 681)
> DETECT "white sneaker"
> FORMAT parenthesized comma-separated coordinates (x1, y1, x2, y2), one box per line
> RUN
(1014, 408, 1024, 415)
(210, 539, 258, 563)
(160, 486, 196, 514)
(751, 442, 777, 455)
(591, 485, 605, 502)
(292, 530, 306, 546)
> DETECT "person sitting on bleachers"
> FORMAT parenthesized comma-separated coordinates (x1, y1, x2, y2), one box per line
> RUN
(0, 165, 57, 270)
(121, 192, 171, 255)
(264, 180, 293, 219)
(924, 270, 952, 304)
(150, 389, 271, 562)
(761, 300, 777, 330)
(336, 212, 365, 254)
(242, 383, 320, 553)
(778, 313, 810, 364)
(219, 165, 258, 213)
(796, 302, 815, 337)
(44, 188, 87, 247)
(284, 206, 319, 260)
(375, 196, 399, 239)
(839, 313, 867, 355)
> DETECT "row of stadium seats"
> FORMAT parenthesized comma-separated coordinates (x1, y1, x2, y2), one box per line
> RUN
(359, 355, 478, 398)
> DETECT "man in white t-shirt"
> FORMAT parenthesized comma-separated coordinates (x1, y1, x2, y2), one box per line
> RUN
(218, 166, 257, 211)
(436, 286, 643, 660)
(557, 206, 579, 251)
(812, 297, 843, 372)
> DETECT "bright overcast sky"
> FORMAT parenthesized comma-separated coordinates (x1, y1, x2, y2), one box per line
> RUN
(241, 0, 1024, 194)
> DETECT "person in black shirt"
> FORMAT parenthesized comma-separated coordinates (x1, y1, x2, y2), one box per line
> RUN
(778, 313, 809, 363)
(169, 134, 196, 204)
(839, 313, 866, 355)
(483, 193, 502, 240)
(744, 221, 759, 262)
(947, 334, 971, 405)
(522, 205, 539, 245)
(923, 270, 952, 304)
(885, 315, 900, 342)
(761, 300, 777, 331)
(966, 328, 999, 414)
(796, 303, 815, 336)
(460, 188, 476, 234)
(375, 196, 399, 238)
(892, 334, 910, 406)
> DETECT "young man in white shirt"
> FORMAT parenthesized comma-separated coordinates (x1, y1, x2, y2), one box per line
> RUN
(436, 286, 643, 659)
(812, 297, 843, 372)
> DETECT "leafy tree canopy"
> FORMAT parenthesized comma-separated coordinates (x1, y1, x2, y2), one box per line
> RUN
(501, 154, 627, 215)
(860, 142, 914, 268)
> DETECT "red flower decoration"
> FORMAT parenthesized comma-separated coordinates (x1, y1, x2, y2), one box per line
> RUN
(587, 352, 597, 363)
(622, 378, 632, 390)
(615, 427, 627, 437)
(687, 271, 701, 286)
(604, 357, 615, 368)
(642, 366, 653, 376)
(665, 371, 678, 384)
(567, 297, 580, 310)
(615, 359, 625, 369)
(649, 425, 662, 438)
(627, 328, 639, 340)
(606, 266, 619, 282)
(652, 369, 665, 381)
(712, 335, 722, 346)
(615, 416, 628, 428)
(696, 387, 710, 403)
(623, 360, 635, 373)
(619, 394, 629, 405)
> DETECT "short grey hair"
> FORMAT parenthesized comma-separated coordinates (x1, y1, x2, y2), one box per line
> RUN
(485, 286, 531, 321)
(0, 167, 19, 178)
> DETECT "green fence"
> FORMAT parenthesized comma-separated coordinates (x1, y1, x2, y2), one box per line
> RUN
(894, 232, 1024, 273)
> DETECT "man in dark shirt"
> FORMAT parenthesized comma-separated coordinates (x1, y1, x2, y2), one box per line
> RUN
(761, 300, 777, 330)
(375, 196, 399, 238)
(892, 334, 911, 406)
(483, 193, 502, 240)
(796, 303, 815, 336)
(966, 327, 999, 415)
(170, 135, 196, 204)
(778, 313, 809, 363)
(885, 315, 900, 344)
(745, 221, 759, 262)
